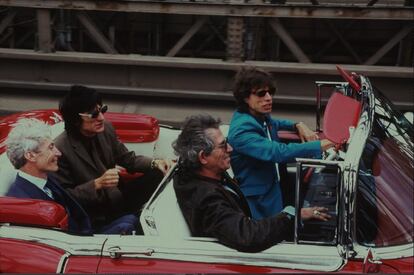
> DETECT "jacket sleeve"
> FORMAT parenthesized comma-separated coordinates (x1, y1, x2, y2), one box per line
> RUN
(106, 122, 153, 173)
(274, 117, 296, 131)
(200, 190, 293, 253)
(52, 152, 105, 207)
(231, 119, 321, 163)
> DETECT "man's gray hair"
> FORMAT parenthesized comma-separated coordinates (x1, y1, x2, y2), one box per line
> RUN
(6, 118, 52, 169)
(173, 114, 221, 171)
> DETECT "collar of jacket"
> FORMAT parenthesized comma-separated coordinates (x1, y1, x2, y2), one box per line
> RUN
(237, 109, 271, 126)
(192, 172, 253, 218)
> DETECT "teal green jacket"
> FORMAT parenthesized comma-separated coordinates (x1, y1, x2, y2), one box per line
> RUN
(228, 111, 321, 219)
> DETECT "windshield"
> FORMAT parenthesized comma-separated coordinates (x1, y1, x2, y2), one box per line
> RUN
(356, 89, 413, 247)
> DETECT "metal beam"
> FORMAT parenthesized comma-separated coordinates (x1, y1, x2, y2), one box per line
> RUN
(195, 20, 226, 55)
(324, 20, 362, 64)
(36, 9, 53, 53)
(0, 0, 412, 20)
(0, 9, 17, 36)
(367, 0, 379, 6)
(0, 48, 412, 77)
(0, 49, 412, 110)
(365, 23, 414, 65)
(226, 17, 245, 62)
(167, 17, 207, 57)
(269, 18, 311, 63)
(76, 11, 118, 54)
(0, 29, 13, 45)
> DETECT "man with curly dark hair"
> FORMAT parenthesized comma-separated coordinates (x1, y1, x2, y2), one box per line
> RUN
(52, 85, 172, 233)
(229, 67, 334, 220)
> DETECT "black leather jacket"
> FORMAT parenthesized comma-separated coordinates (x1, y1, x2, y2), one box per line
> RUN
(173, 171, 294, 253)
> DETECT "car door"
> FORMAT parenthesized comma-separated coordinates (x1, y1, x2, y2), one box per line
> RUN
(99, 235, 346, 273)
(98, 160, 347, 273)
(0, 225, 107, 273)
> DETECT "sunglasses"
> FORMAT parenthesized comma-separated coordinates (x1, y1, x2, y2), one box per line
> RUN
(79, 105, 108, 119)
(216, 138, 229, 150)
(252, 87, 275, 97)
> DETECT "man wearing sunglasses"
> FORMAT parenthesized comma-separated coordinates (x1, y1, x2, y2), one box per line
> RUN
(228, 67, 334, 220)
(173, 114, 329, 252)
(52, 85, 172, 233)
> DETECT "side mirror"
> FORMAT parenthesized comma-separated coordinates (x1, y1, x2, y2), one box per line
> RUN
(0, 197, 68, 230)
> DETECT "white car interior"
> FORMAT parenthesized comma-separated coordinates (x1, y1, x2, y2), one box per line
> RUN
(0, 85, 362, 272)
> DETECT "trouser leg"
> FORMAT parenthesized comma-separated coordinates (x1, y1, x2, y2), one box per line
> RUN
(119, 169, 164, 213)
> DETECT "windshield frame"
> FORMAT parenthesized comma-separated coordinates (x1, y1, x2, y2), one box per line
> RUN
(353, 87, 414, 248)
(345, 75, 413, 254)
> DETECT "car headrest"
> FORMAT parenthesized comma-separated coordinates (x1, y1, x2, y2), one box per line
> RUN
(323, 92, 362, 144)
(0, 197, 68, 230)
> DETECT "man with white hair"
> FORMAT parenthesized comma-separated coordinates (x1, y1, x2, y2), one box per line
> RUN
(6, 118, 137, 234)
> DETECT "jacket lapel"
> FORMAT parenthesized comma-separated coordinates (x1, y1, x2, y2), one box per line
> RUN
(223, 173, 253, 218)
(47, 177, 93, 233)
(96, 131, 111, 166)
(15, 176, 53, 202)
(68, 134, 98, 172)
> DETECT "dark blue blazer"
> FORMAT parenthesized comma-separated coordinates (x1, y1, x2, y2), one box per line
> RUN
(6, 174, 92, 234)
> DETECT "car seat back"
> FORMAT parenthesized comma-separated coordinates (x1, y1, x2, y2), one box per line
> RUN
(323, 92, 362, 144)
(140, 167, 192, 238)
(0, 197, 69, 229)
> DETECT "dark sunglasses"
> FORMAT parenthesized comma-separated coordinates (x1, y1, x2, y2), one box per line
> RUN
(252, 87, 275, 97)
(216, 138, 229, 150)
(79, 105, 108, 119)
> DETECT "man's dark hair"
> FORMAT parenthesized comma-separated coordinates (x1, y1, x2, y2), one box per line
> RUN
(173, 114, 221, 172)
(59, 85, 102, 134)
(232, 67, 276, 112)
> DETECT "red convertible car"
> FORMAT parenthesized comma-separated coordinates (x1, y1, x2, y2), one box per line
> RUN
(0, 67, 412, 273)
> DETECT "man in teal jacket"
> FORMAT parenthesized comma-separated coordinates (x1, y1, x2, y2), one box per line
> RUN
(228, 67, 334, 220)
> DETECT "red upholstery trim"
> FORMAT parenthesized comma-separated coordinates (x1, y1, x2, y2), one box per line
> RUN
(323, 92, 362, 144)
(0, 197, 68, 230)
(0, 110, 160, 154)
(106, 113, 160, 143)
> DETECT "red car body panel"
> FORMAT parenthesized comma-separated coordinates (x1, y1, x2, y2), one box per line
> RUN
(341, 257, 414, 274)
(64, 256, 101, 273)
(0, 238, 65, 273)
(97, 257, 308, 273)
(96, 257, 414, 274)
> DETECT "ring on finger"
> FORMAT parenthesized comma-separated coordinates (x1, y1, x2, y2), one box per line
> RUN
(313, 210, 321, 216)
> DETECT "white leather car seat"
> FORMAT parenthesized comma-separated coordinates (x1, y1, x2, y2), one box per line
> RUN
(0, 153, 17, 196)
(140, 168, 192, 238)
(139, 124, 235, 239)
